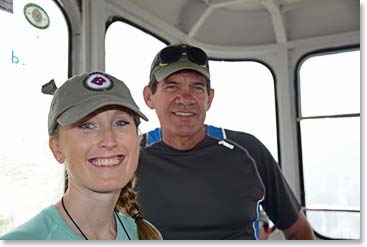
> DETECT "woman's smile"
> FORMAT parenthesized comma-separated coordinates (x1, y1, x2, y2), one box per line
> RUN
(89, 155, 125, 167)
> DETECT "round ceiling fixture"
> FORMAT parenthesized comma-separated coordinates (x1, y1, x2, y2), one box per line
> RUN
(23, 3, 50, 29)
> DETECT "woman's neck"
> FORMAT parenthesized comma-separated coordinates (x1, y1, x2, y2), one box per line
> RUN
(56, 189, 120, 239)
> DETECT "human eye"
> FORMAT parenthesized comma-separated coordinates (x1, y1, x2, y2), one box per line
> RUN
(164, 82, 178, 91)
(114, 119, 130, 127)
(193, 83, 206, 92)
(78, 122, 95, 130)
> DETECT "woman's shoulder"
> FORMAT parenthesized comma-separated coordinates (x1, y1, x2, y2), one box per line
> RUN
(1, 204, 82, 240)
(115, 212, 163, 240)
(115, 212, 139, 240)
(0, 205, 58, 240)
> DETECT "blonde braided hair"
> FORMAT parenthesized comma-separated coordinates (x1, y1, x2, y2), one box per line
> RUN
(116, 175, 161, 240)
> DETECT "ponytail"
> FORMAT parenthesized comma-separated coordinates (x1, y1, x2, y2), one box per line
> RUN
(116, 176, 162, 240)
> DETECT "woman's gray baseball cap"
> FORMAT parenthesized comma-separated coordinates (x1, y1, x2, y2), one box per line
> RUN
(48, 71, 148, 134)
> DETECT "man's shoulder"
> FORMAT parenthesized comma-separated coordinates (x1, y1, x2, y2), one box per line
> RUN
(206, 125, 270, 162)
(207, 125, 261, 146)
(139, 127, 162, 148)
(139, 125, 262, 149)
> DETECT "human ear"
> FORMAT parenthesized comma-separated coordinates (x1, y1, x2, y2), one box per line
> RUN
(207, 88, 215, 110)
(49, 136, 65, 164)
(143, 86, 155, 109)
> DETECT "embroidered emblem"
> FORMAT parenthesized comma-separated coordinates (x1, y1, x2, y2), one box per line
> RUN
(83, 72, 114, 91)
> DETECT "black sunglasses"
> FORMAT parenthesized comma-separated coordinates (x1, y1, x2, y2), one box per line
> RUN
(152, 45, 209, 70)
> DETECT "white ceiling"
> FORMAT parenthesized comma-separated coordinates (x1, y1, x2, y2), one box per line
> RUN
(107, 0, 359, 47)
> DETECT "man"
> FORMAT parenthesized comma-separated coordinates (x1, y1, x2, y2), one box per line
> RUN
(136, 44, 315, 240)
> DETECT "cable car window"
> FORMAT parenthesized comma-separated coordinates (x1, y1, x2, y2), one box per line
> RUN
(105, 21, 166, 133)
(106, 22, 278, 160)
(298, 50, 360, 239)
(207, 61, 278, 160)
(300, 51, 360, 116)
(0, 0, 68, 235)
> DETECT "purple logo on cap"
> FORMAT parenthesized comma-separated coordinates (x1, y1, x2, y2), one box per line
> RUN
(83, 72, 113, 91)
(91, 76, 106, 86)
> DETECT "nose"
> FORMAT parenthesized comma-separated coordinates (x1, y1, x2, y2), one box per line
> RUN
(175, 88, 196, 105)
(98, 127, 118, 149)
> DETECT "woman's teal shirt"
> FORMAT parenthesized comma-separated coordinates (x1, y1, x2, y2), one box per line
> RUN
(0, 205, 138, 240)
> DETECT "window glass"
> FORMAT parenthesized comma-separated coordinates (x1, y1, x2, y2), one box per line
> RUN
(105, 21, 166, 133)
(307, 211, 360, 239)
(300, 51, 360, 116)
(0, 0, 68, 235)
(207, 61, 278, 159)
(299, 49, 360, 239)
(301, 117, 360, 208)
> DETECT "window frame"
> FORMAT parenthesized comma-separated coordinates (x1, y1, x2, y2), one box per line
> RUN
(0, 0, 71, 234)
(295, 45, 360, 240)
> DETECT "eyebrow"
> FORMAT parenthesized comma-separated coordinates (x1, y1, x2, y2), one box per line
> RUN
(193, 82, 206, 86)
(163, 80, 205, 85)
(162, 80, 178, 85)
(112, 111, 132, 118)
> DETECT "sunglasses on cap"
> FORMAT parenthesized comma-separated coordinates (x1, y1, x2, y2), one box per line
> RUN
(152, 45, 209, 69)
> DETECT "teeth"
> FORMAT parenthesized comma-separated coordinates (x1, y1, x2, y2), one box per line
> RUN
(91, 157, 120, 166)
(175, 112, 194, 116)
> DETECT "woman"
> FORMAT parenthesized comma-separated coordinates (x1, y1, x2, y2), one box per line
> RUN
(1, 72, 161, 240)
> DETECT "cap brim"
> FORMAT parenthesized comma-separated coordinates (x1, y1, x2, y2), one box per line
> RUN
(57, 95, 148, 127)
(153, 59, 210, 81)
